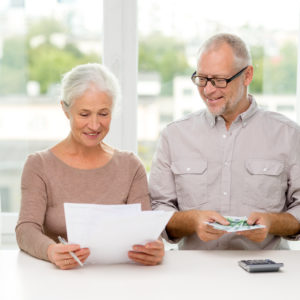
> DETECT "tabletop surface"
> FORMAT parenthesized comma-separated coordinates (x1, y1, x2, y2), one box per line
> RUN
(1, 249, 299, 300)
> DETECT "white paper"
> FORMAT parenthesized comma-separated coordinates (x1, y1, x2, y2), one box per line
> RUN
(64, 203, 173, 264)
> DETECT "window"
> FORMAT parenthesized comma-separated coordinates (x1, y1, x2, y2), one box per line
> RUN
(0, 188, 10, 212)
(0, 0, 102, 214)
(137, 0, 300, 169)
(0, 0, 103, 247)
(137, 0, 300, 250)
(2, 0, 300, 250)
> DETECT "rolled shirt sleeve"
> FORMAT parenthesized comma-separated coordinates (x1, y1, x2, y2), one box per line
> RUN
(284, 132, 300, 239)
(150, 129, 178, 212)
(149, 129, 181, 243)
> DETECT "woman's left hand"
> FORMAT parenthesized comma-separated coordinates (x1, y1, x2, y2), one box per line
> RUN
(128, 239, 165, 266)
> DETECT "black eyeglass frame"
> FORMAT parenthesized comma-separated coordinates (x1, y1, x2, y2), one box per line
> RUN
(191, 66, 248, 88)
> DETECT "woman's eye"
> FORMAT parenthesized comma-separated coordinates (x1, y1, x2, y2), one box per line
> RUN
(80, 114, 88, 117)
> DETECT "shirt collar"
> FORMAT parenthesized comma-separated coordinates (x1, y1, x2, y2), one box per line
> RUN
(239, 94, 258, 126)
(205, 94, 258, 128)
(205, 108, 217, 127)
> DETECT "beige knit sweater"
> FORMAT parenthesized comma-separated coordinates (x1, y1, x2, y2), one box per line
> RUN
(16, 149, 151, 261)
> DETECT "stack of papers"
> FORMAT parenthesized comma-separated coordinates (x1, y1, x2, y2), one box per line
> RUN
(64, 203, 173, 264)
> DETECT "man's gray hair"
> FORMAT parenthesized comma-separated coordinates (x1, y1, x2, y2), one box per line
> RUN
(198, 33, 252, 68)
(61, 63, 120, 110)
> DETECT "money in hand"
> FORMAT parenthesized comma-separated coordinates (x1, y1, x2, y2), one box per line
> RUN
(205, 216, 265, 232)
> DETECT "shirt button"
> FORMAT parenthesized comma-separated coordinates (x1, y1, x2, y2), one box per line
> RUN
(223, 192, 227, 196)
(224, 162, 229, 166)
(263, 167, 268, 172)
(186, 167, 191, 171)
(222, 134, 227, 139)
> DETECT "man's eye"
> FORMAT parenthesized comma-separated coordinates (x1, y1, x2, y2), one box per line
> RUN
(194, 77, 206, 84)
(80, 114, 88, 117)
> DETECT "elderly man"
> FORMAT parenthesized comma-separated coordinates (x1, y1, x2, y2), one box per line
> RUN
(149, 33, 300, 250)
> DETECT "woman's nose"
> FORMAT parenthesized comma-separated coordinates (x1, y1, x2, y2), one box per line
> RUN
(88, 116, 100, 131)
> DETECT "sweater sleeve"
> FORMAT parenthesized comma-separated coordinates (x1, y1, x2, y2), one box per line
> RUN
(15, 154, 55, 261)
(126, 154, 151, 211)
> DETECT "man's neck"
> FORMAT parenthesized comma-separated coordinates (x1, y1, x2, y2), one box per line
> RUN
(223, 95, 251, 130)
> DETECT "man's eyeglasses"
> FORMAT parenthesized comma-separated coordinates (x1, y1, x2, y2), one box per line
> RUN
(191, 66, 248, 88)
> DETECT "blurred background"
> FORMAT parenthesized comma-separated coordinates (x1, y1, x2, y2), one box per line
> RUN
(0, 0, 300, 248)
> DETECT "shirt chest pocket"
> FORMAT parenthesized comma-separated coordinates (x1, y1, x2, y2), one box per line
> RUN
(171, 159, 208, 210)
(243, 159, 285, 210)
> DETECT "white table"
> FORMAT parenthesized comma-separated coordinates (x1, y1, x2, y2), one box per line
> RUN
(1, 249, 299, 300)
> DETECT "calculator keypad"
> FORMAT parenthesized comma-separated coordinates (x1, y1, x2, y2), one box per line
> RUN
(242, 259, 275, 265)
(238, 259, 284, 272)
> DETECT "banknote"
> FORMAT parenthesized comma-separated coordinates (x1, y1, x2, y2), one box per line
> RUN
(205, 216, 265, 232)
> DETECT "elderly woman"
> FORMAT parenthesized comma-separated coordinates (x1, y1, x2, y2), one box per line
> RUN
(16, 63, 164, 269)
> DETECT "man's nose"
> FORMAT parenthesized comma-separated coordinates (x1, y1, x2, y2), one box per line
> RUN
(203, 80, 217, 94)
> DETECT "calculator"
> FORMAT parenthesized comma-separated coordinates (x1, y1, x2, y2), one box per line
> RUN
(238, 259, 284, 273)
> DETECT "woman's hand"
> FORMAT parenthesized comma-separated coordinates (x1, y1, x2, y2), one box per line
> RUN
(128, 239, 165, 266)
(47, 243, 90, 270)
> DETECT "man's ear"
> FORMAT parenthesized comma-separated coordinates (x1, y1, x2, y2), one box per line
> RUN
(244, 65, 253, 87)
(61, 101, 70, 119)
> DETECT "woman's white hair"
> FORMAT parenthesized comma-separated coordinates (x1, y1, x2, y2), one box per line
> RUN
(61, 63, 120, 110)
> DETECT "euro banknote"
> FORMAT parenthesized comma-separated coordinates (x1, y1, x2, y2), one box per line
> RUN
(205, 216, 265, 232)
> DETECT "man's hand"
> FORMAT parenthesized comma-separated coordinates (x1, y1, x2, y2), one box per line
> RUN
(128, 240, 164, 266)
(236, 212, 271, 243)
(47, 243, 90, 270)
(194, 210, 230, 242)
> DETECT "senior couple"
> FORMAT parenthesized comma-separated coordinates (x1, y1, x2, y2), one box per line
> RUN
(16, 33, 300, 269)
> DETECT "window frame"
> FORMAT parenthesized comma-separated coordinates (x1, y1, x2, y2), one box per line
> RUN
(1, 0, 138, 245)
(297, 16, 300, 122)
(2, 0, 300, 246)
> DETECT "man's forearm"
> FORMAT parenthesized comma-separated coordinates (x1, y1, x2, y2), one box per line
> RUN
(167, 211, 300, 240)
(268, 212, 300, 236)
(166, 210, 198, 239)
(167, 210, 231, 242)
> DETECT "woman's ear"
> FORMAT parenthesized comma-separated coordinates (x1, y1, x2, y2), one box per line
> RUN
(61, 101, 70, 119)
